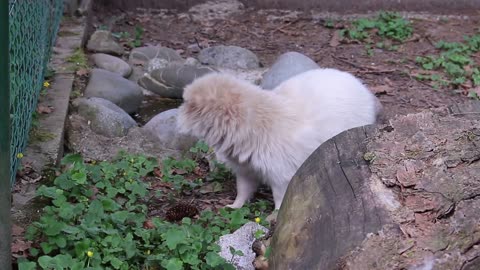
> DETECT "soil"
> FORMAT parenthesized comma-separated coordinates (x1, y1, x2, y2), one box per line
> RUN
(10, 3, 480, 267)
(89, 7, 480, 121)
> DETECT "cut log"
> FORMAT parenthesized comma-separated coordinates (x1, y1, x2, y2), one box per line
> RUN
(269, 100, 480, 270)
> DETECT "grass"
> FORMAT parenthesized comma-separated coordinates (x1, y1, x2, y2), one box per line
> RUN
(66, 49, 89, 72)
(339, 12, 413, 54)
(17, 142, 272, 270)
(29, 128, 55, 143)
(415, 34, 480, 95)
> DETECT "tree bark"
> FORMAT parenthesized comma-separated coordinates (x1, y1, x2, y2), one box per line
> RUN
(270, 101, 480, 270)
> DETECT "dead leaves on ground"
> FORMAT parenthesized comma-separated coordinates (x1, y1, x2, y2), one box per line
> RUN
(36, 105, 54, 114)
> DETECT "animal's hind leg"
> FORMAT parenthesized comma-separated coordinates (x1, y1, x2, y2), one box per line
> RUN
(225, 170, 259, 209)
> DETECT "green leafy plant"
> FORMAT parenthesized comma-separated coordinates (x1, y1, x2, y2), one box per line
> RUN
(341, 12, 413, 42)
(340, 11, 413, 54)
(19, 148, 271, 269)
(415, 34, 480, 92)
(131, 26, 144, 48)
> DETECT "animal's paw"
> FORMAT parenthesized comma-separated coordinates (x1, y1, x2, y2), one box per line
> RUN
(225, 203, 244, 209)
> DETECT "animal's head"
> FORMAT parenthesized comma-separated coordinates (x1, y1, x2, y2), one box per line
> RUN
(177, 73, 252, 148)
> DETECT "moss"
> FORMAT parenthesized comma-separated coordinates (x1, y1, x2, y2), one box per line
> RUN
(29, 128, 55, 143)
(66, 48, 89, 71)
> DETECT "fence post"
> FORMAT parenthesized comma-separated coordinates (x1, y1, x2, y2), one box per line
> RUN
(0, 1, 12, 269)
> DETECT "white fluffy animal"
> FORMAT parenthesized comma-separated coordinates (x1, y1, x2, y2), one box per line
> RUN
(177, 68, 381, 209)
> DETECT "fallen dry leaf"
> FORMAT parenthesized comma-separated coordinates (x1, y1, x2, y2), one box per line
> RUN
(370, 85, 392, 95)
(76, 68, 89, 76)
(172, 169, 187, 175)
(12, 224, 25, 236)
(11, 239, 32, 253)
(143, 219, 156, 229)
(153, 167, 163, 178)
(384, 77, 394, 87)
(36, 105, 54, 114)
(329, 30, 342, 47)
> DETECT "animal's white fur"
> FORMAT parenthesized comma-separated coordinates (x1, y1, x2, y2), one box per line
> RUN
(177, 68, 380, 209)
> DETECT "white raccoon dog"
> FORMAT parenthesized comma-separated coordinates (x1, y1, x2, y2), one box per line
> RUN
(177, 68, 381, 210)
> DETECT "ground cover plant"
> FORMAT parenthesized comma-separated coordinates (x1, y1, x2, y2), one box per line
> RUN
(339, 11, 414, 53)
(18, 143, 272, 270)
(415, 34, 480, 96)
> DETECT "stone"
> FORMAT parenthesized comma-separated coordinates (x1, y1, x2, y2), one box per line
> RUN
(129, 46, 183, 67)
(74, 97, 137, 137)
(198, 45, 260, 70)
(217, 222, 268, 270)
(91, 53, 132, 77)
(187, 0, 244, 22)
(261, 51, 319, 90)
(86, 30, 124, 56)
(185, 57, 200, 66)
(138, 63, 217, 99)
(84, 69, 143, 113)
(186, 44, 201, 54)
(142, 109, 197, 151)
(128, 65, 147, 84)
(66, 114, 182, 162)
(147, 58, 170, 73)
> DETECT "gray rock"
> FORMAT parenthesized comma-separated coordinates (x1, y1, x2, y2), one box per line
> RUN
(92, 53, 132, 77)
(74, 97, 137, 137)
(147, 58, 170, 73)
(186, 44, 201, 54)
(261, 51, 319, 90)
(128, 65, 147, 84)
(138, 63, 217, 99)
(198, 45, 260, 70)
(85, 69, 143, 113)
(142, 109, 197, 151)
(129, 46, 183, 67)
(86, 30, 124, 56)
(217, 222, 268, 270)
(66, 114, 182, 162)
(185, 57, 200, 66)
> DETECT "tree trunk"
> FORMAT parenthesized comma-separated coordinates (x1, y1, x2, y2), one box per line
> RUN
(270, 101, 480, 270)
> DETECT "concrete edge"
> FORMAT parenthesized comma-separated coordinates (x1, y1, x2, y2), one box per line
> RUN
(22, 17, 86, 173)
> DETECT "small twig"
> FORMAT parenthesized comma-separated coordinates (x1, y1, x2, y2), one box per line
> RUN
(331, 55, 364, 69)
(194, 36, 203, 49)
(333, 55, 396, 74)
(398, 242, 415, 255)
(355, 69, 397, 74)
(271, 19, 298, 34)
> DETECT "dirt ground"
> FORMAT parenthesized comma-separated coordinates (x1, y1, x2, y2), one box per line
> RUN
(10, 3, 480, 267)
(91, 6, 480, 121)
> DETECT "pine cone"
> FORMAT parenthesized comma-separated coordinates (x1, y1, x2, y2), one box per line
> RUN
(165, 203, 199, 222)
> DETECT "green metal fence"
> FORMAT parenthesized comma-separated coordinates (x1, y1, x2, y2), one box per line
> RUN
(9, 0, 64, 186)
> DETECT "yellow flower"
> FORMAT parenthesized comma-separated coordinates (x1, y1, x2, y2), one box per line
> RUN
(255, 217, 261, 223)
(146, 250, 151, 255)
(43, 81, 50, 88)
(87, 250, 94, 257)
(16, 153, 24, 159)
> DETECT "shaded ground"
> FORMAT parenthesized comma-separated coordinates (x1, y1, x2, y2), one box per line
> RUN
(90, 7, 480, 120)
